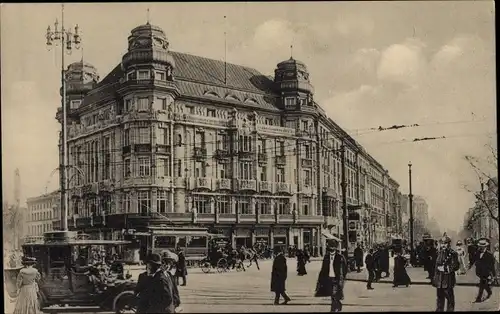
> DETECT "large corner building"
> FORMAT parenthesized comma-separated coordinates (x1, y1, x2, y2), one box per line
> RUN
(57, 22, 402, 254)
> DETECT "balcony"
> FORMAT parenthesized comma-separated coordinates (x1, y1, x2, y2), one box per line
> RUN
(240, 214, 256, 223)
(238, 151, 254, 161)
(122, 177, 153, 187)
(134, 143, 152, 153)
(279, 214, 294, 224)
(173, 177, 186, 188)
(258, 153, 267, 164)
(197, 213, 215, 223)
(275, 182, 292, 194)
(193, 147, 207, 161)
(237, 179, 257, 192)
(216, 178, 232, 190)
(301, 158, 313, 168)
(194, 177, 212, 190)
(275, 155, 286, 166)
(259, 181, 273, 193)
(122, 145, 131, 154)
(156, 144, 171, 154)
(297, 215, 324, 224)
(218, 213, 237, 223)
(214, 149, 230, 160)
(300, 184, 313, 195)
(259, 214, 275, 223)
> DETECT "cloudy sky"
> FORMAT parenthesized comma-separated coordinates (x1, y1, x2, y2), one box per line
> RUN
(1, 2, 496, 232)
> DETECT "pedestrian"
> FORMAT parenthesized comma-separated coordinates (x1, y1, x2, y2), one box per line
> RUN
(455, 241, 467, 275)
(392, 249, 411, 288)
(382, 243, 390, 277)
(270, 246, 291, 305)
(473, 238, 496, 303)
(162, 252, 182, 312)
(493, 243, 500, 285)
(373, 245, 382, 281)
(467, 238, 478, 269)
(13, 256, 40, 314)
(135, 262, 152, 314)
(364, 248, 375, 290)
(314, 238, 347, 312)
(354, 244, 364, 273)
(175, 250, 187, 286)
(296, 249, 307, 276)
(432, 235, 459, 312)
(425, 242, 438, 280)
(143, 253, 175, 313)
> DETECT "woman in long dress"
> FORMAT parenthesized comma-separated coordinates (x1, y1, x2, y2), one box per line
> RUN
(296, 250, 307, 276)
(392, 250, 411, 287)
(14, 256, 40, 314)
(455, 241, 467, 275)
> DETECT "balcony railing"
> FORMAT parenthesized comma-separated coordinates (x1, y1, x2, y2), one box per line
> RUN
(238, 179, 257, 191)
(156, 144, 171, 154)
(213, 178, 230, 190)
(275, 182, 291, 194)
(258, 153, 267, 164)
(193, 147, 207, 161)
(195, 177, 212, 190)
(135, 143, 152, 153)
(259, 214, 275, 223)
(214, 149, 230, 160)
(275, 155, 286, 166)
(259, 181, 273, 193)
(301, 158, 313, 168)
(238, 151, 254, 161)
(300, 184, 313, 194)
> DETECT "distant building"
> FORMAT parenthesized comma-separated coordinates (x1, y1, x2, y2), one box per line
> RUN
(413, 195, 429, 226)
(26, 190, 60, 236)
(465, 178, 498, 244)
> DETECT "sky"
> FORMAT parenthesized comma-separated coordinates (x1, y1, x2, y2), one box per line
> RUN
(1, 2, 496, 232)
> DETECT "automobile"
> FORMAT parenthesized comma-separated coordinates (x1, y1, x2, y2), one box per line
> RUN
(4, 231, 137, 314)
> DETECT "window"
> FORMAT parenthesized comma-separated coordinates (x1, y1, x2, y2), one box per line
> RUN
(138, 191, 150, 215)
(158, 157, 171, 177)
(276, 168, 285, 182)
(155, 71, 166, 81)
(303, 202, 310, 215)
(138, 70, 150, 80)
(219, 162, 229, 179)
(207, 109, 216, 117)
(70, 100, 82, 109)
(193, 195, 211, 214)
(139, 127, 150, 143)
(265, 118, 273, 125)
(239, 135, 252, 152)
(157, 190, 168, 213)
(216, 196, 230, 214)
(157, 127, 170, 145)
(195, 131, 205, 149)
(276, 199, 289, 215)
(186, 106, 194, 114)
(194, 162, 206, 178)
(102, 136, 111, 180)
(303, 169, 311, 186)
(236, 197, 250, 214)
(260, 166, 267, 181)
(123, 194, 131, 213)
(257, 198, 271, 215)
(239, 162, 253, 180)
(127, 71, 135, 81)
(137, 97, 149, 111)
(156, 97, 168, 111)
(176, 159, 182, 177)
(124, 129, 130, 146)
(125, 99, 132, 112)
(302, 120, 309, 131)
(304, 144, 311, 159)
(258, 139, 266, 153)
(285, 97, 296, 107)
(278, 141, 285, 156)
(138, 157, 151, 177)
(217, 134, 229, 151)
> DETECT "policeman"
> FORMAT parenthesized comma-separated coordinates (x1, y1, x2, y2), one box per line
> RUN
(433, 235, 459, 312)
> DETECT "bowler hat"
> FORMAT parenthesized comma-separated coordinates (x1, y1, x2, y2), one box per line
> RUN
(162, 250, 179, 263)
(326, 238, 339, 248)
(477, 238, 490, 247)
(147, 253, 163, 265)
(21, 256, 36, 266)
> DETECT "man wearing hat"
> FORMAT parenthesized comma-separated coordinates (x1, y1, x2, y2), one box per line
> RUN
(270, 246, 291, 305)
(473, 238, 496, 303)
(432, 235, 460, 312)
(141, 253, 176, 313)
(315, 238, 347, 312)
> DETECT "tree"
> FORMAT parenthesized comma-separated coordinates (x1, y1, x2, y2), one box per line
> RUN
(463, 142, 499, 236)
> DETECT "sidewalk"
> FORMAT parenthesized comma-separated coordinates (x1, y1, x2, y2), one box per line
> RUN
(346, 266, 481, 287)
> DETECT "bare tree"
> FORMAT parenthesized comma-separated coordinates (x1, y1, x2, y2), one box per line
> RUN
(462, 143, 499, 234)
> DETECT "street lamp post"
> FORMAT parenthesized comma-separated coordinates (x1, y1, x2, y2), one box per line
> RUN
(408, 162, 414, 256)
(45, 4, 81, 231)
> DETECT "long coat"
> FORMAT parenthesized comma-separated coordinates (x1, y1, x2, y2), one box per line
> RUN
(143, 269, 174, 313)
(354, 247, 364, 267)
(270, 253, 288, 293)
(135, 272, 152, 314)
(314, 253, 347, 298)
(364, 253, 375, 271)
(393, 255, 411, 286)
(176, 253, 188, 277)
(475, 251, 496, 279)
(432, 248, 459, 289)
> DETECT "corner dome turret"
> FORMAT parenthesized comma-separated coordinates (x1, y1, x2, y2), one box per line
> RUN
(62, 60, 99, 95)
(121, 22, 175, 71)
(274, 57, 314, 95)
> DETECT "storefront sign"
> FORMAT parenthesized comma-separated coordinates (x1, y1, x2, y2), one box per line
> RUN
(274, 228, 287, 236)
(254, 228, 268, 237)
(274, 237, 286, 245)
(235, 228, 251, 237)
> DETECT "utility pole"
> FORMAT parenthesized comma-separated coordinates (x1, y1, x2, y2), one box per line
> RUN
(341, 143, 349, 262)
(408, 162, 414, 255)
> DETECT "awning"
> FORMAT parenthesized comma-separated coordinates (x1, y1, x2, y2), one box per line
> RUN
(321, 229, 341, 241)
(149, 229, 209, 237)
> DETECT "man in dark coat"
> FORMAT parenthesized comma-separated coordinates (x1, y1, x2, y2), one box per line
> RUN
(364, 248, 375, 290)
(354, 244, 364, 273)
(314, 238, 347, 312)
(142, 253, 175, 313)
(175, 250, 188, 286)
(134, 264, 152, 314)
(425, 242, 438, 280)
(473, 238, 496, 303)
(373, 244, 382, 281)
(432, 235, 460, 312)
(467, 238, 479, 269)
(270, 246, 291, 305)
(381, 244, 390, 277)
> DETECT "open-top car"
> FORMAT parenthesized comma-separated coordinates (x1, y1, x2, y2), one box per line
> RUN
(4, 231, 137, 313)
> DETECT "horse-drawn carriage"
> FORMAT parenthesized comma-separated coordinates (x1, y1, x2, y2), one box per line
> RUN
(4, 231, 137, 313)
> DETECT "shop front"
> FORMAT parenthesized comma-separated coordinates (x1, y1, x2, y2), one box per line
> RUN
(254, 227, 269, 247)
(273, 227, 288, 252)
(234, 228, 252, 248)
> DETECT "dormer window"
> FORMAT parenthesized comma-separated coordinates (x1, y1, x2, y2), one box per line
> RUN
(127, 71, 135, 81)
(155, 71, 166, 81)
(70, 100, 82, 109)
(137, 70, 150, 80)
(285, 97, 296, 108)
